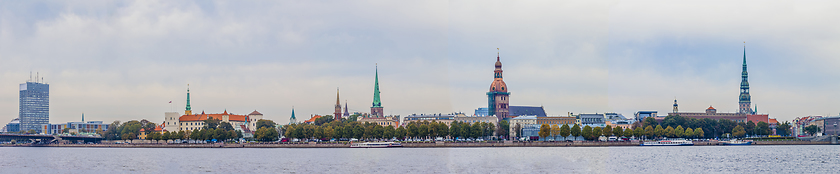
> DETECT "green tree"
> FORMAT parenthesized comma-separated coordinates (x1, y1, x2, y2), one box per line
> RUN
(644, 126, 654, 139)
(634, 127, 643, 138)
(674, 126, 685, 138)
(450, 122, 462, 139)
(497, 120, 510, 139)
(353, 125, 364, 139)
(538, 124, 551, 140)
(732, 125, 746, 138)
(624, 127, 633, 137)
(395, 127, 407, 139)
(684, 128, 694, 138)
(384, 125, 395, 139)
(756, 121, 771, 136)
(654, 125, 665, 138)
(603, 125, 613, 137)
(471, 123, 482, 139)
(665, 126, 675, 138)
(593, 127, 603, 140)
(643, 117, 658, 128)
(613, 126, 623, 137)
(255, 127, 279, 141)
(745, 121, 756, 137)
(550, 124, 561, 140)
(256, 119, 277, 130)
(777, 122, 792, 136)
(559, 124, 571, 140)
(804, 125, 820, 136)
(694, 128, 704, 138)
(570, 124, 582, 141)
(219, 122, 234, 131)
(581, 126, 593, 140)
(203, 118, 220, 129)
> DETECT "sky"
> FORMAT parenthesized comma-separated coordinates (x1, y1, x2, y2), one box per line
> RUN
(1, 0, 839, 125)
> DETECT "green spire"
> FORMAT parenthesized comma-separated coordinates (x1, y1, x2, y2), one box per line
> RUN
(291, 108, 296, 120)
(372, 65, 382, 108)
(186, 84, 192, 111)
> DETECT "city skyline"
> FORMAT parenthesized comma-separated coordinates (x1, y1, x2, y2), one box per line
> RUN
(2, 1, 840, 124)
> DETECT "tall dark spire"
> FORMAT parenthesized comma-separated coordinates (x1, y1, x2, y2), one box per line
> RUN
(372, 65, 382, 108)
(739, 44, 753, 114)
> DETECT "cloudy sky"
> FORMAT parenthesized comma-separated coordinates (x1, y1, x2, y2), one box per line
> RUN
(1, 1, 839, 125)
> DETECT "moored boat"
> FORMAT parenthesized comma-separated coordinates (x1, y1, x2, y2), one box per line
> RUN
(641, 139, 694, 146)
(722, 139, 752, 145)
(350, 142, 403, 148)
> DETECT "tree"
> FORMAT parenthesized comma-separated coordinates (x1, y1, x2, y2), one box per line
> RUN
(603, 125, 613, 137)
(203, 118, 220, 129)
(756, 121, 771, 136)
(744, 121, 756, 137)
(471, 123, 482, 139)
(384, 126, 395, 139)
(804, 125, 821, 136)
(777, 122, 792, 136)
(612, 126, 623, 137)
(592, 127, 603, 140)
(559, 124, 571, 140)
(538, 124, 551, 140)
(162, 131, 172, 140)
(644, 126, 654, 139)
(654, 125, 665, 138)
(684, 128, 694, 138)
(665, 126, 675, 138)
(395, 127, 407, 140)
(514, 123, 523, 139)
(732, 125, 746, 138)
(313, 115, 334, 126)
(219, 122, 234, 131)
(674, 126, 685, 138)
(643, 117, 658, 128)
(256, 119, 277, 130)
(581, 126, 593, 140)
(353, 125, 364, 139)
(497, 120, 510, 140)
(623, 128, 633, 138)
(550, 124, 561, 141)
(255, 127, 279, 141)
(694, 128, 704, 138)
(450, 122, 462, 139)
(570, 124, 582, 141)
(634, 127, 643, 138)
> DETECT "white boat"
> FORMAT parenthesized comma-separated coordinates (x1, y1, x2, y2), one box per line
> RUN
(641, 139, 694, 146)
(722, 139, 752, 145)
(350, 142, 403, 148)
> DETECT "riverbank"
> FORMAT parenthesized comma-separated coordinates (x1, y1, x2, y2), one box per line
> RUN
(1, 140, 832, 148)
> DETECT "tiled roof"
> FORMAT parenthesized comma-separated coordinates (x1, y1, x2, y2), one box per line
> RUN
(249, 110, 262, 115)
(304, 115, 322, 123)
(510, 106, 547, 117)
(707, 106, 716, 110)
(179, 112, 249, 122)
(769, 118, 778, 124)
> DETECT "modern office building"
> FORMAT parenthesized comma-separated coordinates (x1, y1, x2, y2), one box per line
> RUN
(3, 118, 20, 133)
(19, 79, 50, 133)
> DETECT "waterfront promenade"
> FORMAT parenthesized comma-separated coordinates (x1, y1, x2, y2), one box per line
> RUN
(2, 140, 830, 148)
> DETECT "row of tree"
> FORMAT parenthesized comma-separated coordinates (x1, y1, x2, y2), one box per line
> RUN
(536, 124, 707, 140)
(283, 115, 507, 141)
(642, 115, 792, 138)
(101, 118, 280, 142)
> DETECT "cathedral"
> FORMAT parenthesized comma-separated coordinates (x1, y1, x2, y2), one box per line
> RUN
(487, 51, 510, 120)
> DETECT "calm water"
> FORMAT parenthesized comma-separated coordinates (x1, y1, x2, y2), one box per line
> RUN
(1, 145, 838, 173)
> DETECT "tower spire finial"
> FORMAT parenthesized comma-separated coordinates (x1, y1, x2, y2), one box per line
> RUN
(185, 84, 192, 115)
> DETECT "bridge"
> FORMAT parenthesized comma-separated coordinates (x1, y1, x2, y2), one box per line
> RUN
(0, 133, 104, 143)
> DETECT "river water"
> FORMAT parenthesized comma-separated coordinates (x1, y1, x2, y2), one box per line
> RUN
(0, 145, 838, 173)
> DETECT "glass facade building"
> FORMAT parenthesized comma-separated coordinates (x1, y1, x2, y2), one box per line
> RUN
(19, 82, 49, 133)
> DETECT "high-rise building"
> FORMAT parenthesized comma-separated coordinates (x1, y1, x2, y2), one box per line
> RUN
(487, 52, 510, 120)
(371, 65, 384, 117)
(19, 78, 49, 133)
(739, 46, 753, 114)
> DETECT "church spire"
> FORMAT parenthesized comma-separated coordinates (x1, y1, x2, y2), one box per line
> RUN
(371, 64, 384, 117)
(739, 44, 753, 114)
(289, 107, 296, 124)
(334, 88, 342, 120)
(185, 84, 192, 115)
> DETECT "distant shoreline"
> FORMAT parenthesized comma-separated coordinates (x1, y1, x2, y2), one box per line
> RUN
(1, 140, 832, 148)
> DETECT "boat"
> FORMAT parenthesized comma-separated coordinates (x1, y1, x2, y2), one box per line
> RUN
(640, 139, 694, 146)
(350, 142, 403, 148)
(721, 139, 752, 145)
